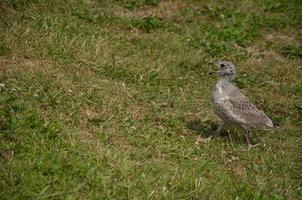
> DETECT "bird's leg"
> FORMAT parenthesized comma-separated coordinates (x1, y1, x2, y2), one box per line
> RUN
(227, 130, 234, 147)
(207, 122, 224, 140)
(243, 128, 261, 150)
(213, 122, 224, 137)
(243, 129, 252, 150)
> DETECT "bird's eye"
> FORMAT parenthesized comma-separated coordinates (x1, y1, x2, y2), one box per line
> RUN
(220, 63, 225, 68)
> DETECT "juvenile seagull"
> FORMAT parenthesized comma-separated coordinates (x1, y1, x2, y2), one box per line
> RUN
(211, 61, 273, 149)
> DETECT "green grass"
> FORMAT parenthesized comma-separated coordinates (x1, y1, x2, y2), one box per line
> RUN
(1, 0, 301, 199)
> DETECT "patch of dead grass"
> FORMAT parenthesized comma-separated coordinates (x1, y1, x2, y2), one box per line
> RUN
(264, 31, 302, 47)
(106, 0, 187, 19)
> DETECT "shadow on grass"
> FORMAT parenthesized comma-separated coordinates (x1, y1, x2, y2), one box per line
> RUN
(186, 120, 255, 147)
(186, 120, 229, 138)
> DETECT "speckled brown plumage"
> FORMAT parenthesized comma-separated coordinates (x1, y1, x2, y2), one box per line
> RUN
(211, 61, 273, 149)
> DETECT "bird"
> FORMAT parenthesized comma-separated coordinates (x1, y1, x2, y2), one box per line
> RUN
(211, 61, 273, 149)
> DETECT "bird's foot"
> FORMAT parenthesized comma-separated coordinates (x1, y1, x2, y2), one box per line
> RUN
(207, 131, 220, 140)
(247, 143, 261, 150)
(207, 135, 213, 140)
(195, 136, 212, 144)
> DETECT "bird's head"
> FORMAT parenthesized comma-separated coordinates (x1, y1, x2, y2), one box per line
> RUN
(214, 61, 236, 81)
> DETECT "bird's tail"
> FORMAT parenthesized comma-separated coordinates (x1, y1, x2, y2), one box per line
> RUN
(265, 118, 274, 128)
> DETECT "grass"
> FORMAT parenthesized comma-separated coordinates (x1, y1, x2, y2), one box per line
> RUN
(0, 0, 301, 199)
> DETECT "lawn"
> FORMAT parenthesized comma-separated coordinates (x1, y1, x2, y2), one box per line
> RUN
(0, 0, 301, 199)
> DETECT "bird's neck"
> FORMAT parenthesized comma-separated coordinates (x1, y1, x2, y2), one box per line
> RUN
(218, 76, 234, 83)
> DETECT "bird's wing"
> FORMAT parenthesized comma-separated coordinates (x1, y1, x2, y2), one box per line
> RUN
(220, 96, 272, 128)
